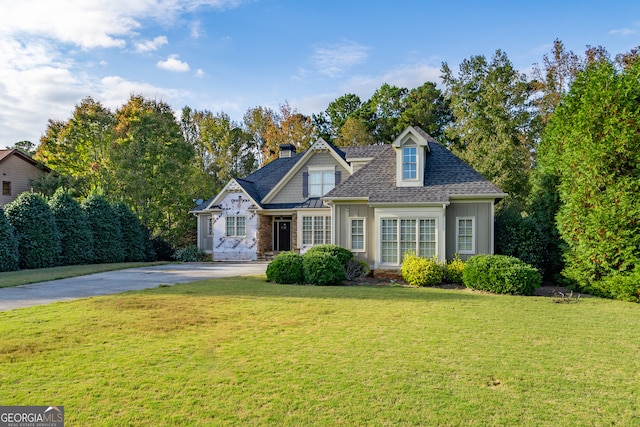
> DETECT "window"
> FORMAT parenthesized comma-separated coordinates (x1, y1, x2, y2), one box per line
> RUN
(457, 217, 475, 254)
(309, 170, 335, 197)
(381, 219, 398, 263)
(381, 217, 438, 264)
(402, 147, 417, 180)
(302, 215, 331, 245)
(350, 218, 365, 252)
(2, 181, 10, 196)
(225, 216, 246, 237)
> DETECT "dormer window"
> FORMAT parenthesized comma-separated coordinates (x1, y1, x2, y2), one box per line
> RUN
(402, 147, 417, 180)
(392, 126, 432, 188)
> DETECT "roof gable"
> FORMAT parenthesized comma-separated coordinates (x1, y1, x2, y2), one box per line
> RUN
(260, 138, 351, 204)
(0, 149, 48, 170)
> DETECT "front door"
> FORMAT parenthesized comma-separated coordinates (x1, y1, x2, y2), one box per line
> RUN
(275, 220, 291, 251)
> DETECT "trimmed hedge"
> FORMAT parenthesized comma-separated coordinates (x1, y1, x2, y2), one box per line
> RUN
(266, 252, 304, 284)
(82, 194, 124, 264)
(113, 201, 146, 262)
(463, 254, 541, 296)
(303, 252, 346, 286)
(305, 244, 354, 268)
(5, 192, 61, 269)
(49, 188, 94, 266)
(400, 252, 444, 287)
(0, 207, 19, 272)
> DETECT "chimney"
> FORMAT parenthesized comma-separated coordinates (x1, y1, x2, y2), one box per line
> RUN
(279, 143, 296, 158)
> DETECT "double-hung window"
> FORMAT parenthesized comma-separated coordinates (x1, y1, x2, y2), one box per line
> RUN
(2, 181, 10, 196)
(402, 147, 417, 180)
(207, 217, 214, 236)
(456, 217, 475, 254)
(309, 170, 335, 197)
(350, 218, 365, 252)
(302, 215, 331, 245)
(225, 216, 246, 237)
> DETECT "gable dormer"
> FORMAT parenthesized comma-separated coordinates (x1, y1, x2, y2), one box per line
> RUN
(392, 126, 432, 187)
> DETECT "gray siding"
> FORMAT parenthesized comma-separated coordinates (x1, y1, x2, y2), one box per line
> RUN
(270, 152, 350, 204)
(197, 214, 213, 252)
(334, 203, 376, 266)
(445, 201, 493, 260)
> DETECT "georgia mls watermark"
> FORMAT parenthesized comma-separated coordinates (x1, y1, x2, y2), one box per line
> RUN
(0, 406, 64, 427)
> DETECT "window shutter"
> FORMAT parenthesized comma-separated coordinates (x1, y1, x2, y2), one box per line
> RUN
(302, 172, 309, 198)
(335, 170, 341, 186)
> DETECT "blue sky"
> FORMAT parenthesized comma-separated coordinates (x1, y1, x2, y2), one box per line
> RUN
(1, 0, 639, 148)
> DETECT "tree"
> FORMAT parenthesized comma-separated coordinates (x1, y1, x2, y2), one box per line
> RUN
(441, 50, 535, 208)
(334, 117, 375, 146)
(8, 141, 36, 156)
(542, 57, 640, 297)
(324, 93, 363, 140)
(113, 201, 147, 262)
(49, 188, 94, 265)
(82, 193, 123, 264)
(531, 39, 582, 126)
(359, 83, 408, 143)
(5, 192, 61, 269)
(0, 207, 19, 272)
(111, 95, 200, 244)
(396, 81, 452, 140)
(35, 97, 115, 195)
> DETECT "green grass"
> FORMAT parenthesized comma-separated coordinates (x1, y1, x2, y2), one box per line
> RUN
(0, 262, 169, 288)
(1, 277, 639, 426)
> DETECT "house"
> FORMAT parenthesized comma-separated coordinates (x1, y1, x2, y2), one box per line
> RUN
(191, 126, 506, 269)
(0, 149, 49, 207)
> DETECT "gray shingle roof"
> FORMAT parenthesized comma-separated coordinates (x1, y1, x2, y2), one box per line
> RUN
(340, 145, 387, 159)
(324, 141, 504, 203)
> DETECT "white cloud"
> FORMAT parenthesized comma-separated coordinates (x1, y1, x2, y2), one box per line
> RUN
(157, 54, 190, 72)
(311, 41, 370, 77)
(195, 69, 206, 78)
(609, 28, 637, 36)
(135, 36, 168, 53)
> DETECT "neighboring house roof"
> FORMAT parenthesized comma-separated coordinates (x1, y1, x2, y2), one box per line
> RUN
(0, 149, 51, 172)
(324, 140, 505, 204)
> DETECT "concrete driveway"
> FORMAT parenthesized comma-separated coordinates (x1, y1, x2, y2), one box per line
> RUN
(0, 262, 267, 311)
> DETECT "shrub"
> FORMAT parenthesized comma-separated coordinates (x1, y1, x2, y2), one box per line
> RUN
(345, 258, 370, 281)
(305, 244, 353, 268)
(495, 204, 546, 274)
(594, 269, 640, 303)
(463, 254, 541, 296)
(174, 244, 209, 262)
(113, 202, 146, 262)
(266, 252, 304, 284)
(444, 254, 465, 284)
(82, 194, 124, 264)
(49, 188, 94, 266)
(151, 237, 175, 261)
(303, 252, 346, 286)
(5, 192, 61, 269)
(401, 252, 444, 287)
(0, 207, 19, 272)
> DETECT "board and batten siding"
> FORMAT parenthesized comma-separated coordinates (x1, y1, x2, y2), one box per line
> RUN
(269, 152, 350, 204)
(333, 203, 375, 265)
(197, 214, 213, 253)
(445, 201, 493, 261)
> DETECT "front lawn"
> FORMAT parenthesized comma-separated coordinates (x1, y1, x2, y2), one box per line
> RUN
(1, 277, 638, 425)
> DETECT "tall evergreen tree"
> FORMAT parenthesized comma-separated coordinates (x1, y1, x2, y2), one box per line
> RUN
(82, 193, 123, 264)
(113, 201, 147, 262)
(5, 192, 61, 269)
(0, 207, 19, 272)
(49, 188, 94, 266)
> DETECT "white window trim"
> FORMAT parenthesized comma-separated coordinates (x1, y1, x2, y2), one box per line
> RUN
(301, 214, 331, 246)
(307, 166, 336, 197)
(379, 216, 438, 266)
(402, 146, 418, 181)
(349, 217, 366, 253)
(225, 216, 246, 238)
(456, 216, 476, 255)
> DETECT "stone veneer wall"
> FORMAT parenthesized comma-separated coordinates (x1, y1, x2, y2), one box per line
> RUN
(257, 214, 273, 259)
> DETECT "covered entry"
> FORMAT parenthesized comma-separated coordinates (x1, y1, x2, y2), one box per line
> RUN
(273, 216, 292, 252)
